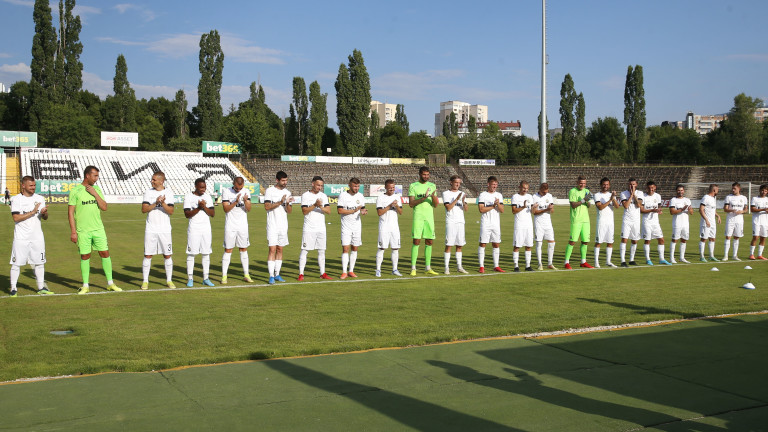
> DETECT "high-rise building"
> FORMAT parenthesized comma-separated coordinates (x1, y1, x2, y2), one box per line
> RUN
(370, 101, 397, 128)
(434, 101, 488, 136)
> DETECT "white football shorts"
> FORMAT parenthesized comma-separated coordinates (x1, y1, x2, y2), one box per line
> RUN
(671, 222, 690, 241)
(10, 236, 46, 266)
(535, 221, 555, 242)
(595, 220, 614, 244)
(223, 229, 250, 249)
(267, 228, 289, 247)
(479, 226, 501, 244)
(621, 218, 641, 241)
(341, 228, 363, 247)
(378, 230, 401, 249)
(642, 221, 664, 241)
(513, 227, 534, 248)
(301, 231, 327, 251)
(445, 223, 466, 247)
(145, 232, 173, 256)
(700, 222, 717, 239)
(724, 219, 744, 238)
(186, 228, 212, 255)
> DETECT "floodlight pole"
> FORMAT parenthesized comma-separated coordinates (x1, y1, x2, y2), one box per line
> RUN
(540, 0, 547, 184)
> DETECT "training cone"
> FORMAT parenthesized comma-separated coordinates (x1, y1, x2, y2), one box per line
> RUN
(744, 266, 753, 270)
(742, 282, 755, 290)
(710, 267, 719, 272)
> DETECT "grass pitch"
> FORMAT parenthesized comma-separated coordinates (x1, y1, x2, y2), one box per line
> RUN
(1, 202, 766, 382)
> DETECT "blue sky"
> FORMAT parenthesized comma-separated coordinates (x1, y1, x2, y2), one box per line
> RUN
(1, 0, 766, 138)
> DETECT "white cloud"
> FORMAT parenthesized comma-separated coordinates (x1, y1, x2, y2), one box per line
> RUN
(97, 32, 287, 64)
(82, 71, 113, 98)
(597, 75, 624, 90)
(0, 62, 31, 76)
(0, 53, 11, 59)
(113, 3, 157, 22)
(372, 69, 466, 100)
(725, 54, 768, 62)
(2, 0, 34, 7)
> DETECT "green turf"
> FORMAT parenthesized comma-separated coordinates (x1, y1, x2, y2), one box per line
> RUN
(1, 203, 767, 382)
(0, 315, 765, 431)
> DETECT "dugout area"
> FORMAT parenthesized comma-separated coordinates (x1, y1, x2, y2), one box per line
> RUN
(1, 313, 766, 431)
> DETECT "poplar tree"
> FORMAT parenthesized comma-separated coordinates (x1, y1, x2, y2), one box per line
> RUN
(198, 30, 224, 140)
(624, 65, 647, 162)
(102, 54, 137, 131)
(558, 74, 588, 160)
(307, 81, 328, 156)
(60, 0, 83, 104)
(292, 77, 308, 154)
(335, 49, 371, 156)
(29, 0, 58, 130)
(395, 104, 409, 134)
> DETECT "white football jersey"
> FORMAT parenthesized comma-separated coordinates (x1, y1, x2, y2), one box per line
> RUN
(669, 197, 692, 225)
(477, 191, 504, 230)
(183, 192, 214, 230)
(222, 186, 251, 230)
(143, 187, 175, 233)
(337, 191, 365, 232)
(301, 191, 329, 232)
(264, 186, 291, 233)
(639, 192, 661, 223)
(700, 194, 717, 226)
(620, 190, 642, 221)
(532, 192, 554, 225)
(511, 193, 533, 229)
(10, 193, 46, 240)
(751, 196, 768, 226)
(442, 190, 466, 225)
(724, 194, 748, 223)
(376, 193, 401, 232)
(594, 191, 615, 222)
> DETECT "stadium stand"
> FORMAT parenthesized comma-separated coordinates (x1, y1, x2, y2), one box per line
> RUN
(20, 149, 246, 197)
(244, 159, 471, 196)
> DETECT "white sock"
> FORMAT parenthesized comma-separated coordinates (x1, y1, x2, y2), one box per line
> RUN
(349, 251, 357, 272)
(658, 245, 665, 261)
(392, 250, 399, 270)
(606, 246, 613, 264)
(456, 251, 463, 269)
(202, 254, 210, 279)
(142, 257, 152, 282)
(444, 252, 451, 271)
(620, 242, 627, 262)
(548, 242, 555, 265)
(275, 260, 283, 276)
(759, 245, 765, 257)
(644, 244, 651, 261)
(34, 265, 45, 290)
(513, 251, 519, 267)
(594, 247, 600, 266)
(525, 250, 531, 267)
(699, 241, 706, 258)
(493, 248, 500, 268)
(164, 258, 173, 282)
(240, 251, 249, 275)
(670, 242, 677, 261)
(187, 255, 195, 278)
(708, 240, 715, 257)
(536, 242, 543, 266)
(630, 243, 637, 261)
(298, 250, 308, 275)
(376, 249, 384, 271)
(723, 239, 731, 258)
(680, 243, 687, 259)
(750, 245, 756, 255)
(478, 247, 485, 268)
(341, 252, 349, 273)
(222, 252, 232, 276)
(268, 260, 275, 277)
(732, 239, 739, 257)
(318, 250, 326, 274)
(10, 265, 20, 290)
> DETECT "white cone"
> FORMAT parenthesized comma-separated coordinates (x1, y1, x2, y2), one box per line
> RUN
(742, 282, 755, 290)
(744, 266, 752, 270)
(711, 267, 719, 271)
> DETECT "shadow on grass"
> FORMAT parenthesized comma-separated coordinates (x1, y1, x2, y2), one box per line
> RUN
(576, 297, 701, 318)
(265, 359, 520, 431)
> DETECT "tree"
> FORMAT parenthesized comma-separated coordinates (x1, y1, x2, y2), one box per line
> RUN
(292, 77, 309, 154)
(624, 65, 647, 162)
(335, 49, 371, 156)
(645, 125, 702, 164)
(586, 117, 626, 163)
(53, 0, 82, 105)
(380, 122, 413, 157)
(558, 74, 589, 161)
(727, 93, 763, 162)
(284, 104, 298, 154)
(537, 111, 549, 144)
(0, 81, 31, 131)
(29, 0, 58, 131)
(395, 104, 409, 134)
(197, 30, 224, 140)
(367, 110, 382, 156)
(173, 90, 189, 139)
(102, 54, 137, 132)
(468, 115, 477, 136)
(307, 81, 327, 156)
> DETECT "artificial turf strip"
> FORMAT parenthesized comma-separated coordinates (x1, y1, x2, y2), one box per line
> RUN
(1, 315, 766, 431)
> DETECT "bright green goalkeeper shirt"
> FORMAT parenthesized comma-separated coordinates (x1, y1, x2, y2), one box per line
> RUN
(408, 181, 437, 220)
(568, 187, 590, 224)
(68, 184, 106, 232)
